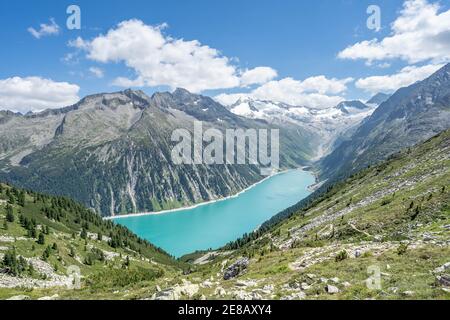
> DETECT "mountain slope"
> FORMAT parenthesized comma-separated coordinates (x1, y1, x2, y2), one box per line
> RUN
(0, 183, 183, 299)
(0, 89, 316, 216)
(320, 63, 450, 182)
(366, 92, 391, 106)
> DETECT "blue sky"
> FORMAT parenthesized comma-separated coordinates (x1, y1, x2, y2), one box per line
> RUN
(0, 0, 449, 112)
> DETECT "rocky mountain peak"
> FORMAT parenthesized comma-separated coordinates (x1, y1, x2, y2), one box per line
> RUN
(366, 93, 391, 106)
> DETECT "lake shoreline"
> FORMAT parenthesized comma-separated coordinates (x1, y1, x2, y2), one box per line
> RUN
(107, 167, 312, 220)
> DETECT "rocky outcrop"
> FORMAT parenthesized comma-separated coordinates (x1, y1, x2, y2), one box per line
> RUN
(223, 258, 249, 280)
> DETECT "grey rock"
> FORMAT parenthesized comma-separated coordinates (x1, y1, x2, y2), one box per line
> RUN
(436, 274, 450, 287)
(223, 258, 249, 280)
(7, 295, 31, 300)
(325, 285, 339, 294)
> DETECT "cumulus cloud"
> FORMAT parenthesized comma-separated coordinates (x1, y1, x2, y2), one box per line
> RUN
(28, 18, 60, 39)
(71, 19, 244, 93)
(240, 67, 278, 86)
(215, 76, 352, 109)
(338, 0, 450, 64)
(0, 77, 80, 113)
(355, 63, 443, 93)
(89, 67, 104, 78)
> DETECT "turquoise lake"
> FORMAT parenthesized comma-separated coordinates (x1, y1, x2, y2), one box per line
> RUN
(112, 169, 315, 257)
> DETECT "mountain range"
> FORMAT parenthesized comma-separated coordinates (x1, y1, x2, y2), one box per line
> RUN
(0, 88, 317, 216)
(225, 97, 378, 160)
(0, 63, 449, 218)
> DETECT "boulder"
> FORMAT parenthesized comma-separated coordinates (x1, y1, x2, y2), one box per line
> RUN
(330, 277, 340, 284)
(436, 274, 450, 287)
(223, 258, 249, 280)
(433, 262, 450, 274)
(7, 295, 31, 300)
(37, 294, 59, 300)
(325, 285, 339, 294)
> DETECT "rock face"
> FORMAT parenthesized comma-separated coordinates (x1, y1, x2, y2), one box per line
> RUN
(0, 89, 312, 216)
(320, 63, 450, 182)
(366, 92, 391, 106)
(223, 258, 249, 280)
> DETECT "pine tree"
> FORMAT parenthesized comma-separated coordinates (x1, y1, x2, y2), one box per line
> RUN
(37, 232, 45, 245)
(5, 205, 14, 222)
(69, 246, 76, 258)
(17, 191, 25, 207)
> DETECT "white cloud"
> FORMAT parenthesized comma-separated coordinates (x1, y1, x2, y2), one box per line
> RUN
(72, 19, 244, 93)
(240, 67, 277, 86)
(215, 76, 352, 109)
(338, 0, 450, 64)
(28, 18, 60, 39)
(355, 63, 443, 93)
(89, 67, 104, 78)
(0, 77, 80, 113)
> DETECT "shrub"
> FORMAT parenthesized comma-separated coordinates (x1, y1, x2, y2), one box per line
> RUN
(397, 243, 409, 255)
(335, 250, 349, 262)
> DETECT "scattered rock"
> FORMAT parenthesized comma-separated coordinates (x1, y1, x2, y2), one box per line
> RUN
(325, 285, 339, 294)
(201, 280, 213, 288)
(37, 294, 59, 300)
(281, 291, 306, 300)
(342, 282, 351, 287)
(153, 289, 179, 300)
(388, 287, 398, 294)
(214, 287, 226, 297)
(235, 279, 257, 287)
(301, 282, 311, 290)
(7, 295, 31, 300)
(152, 280, 199, 300)
(232, 290, 262, 300)
(402, 291, 415, 297)
(330, 277, 340, 284)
